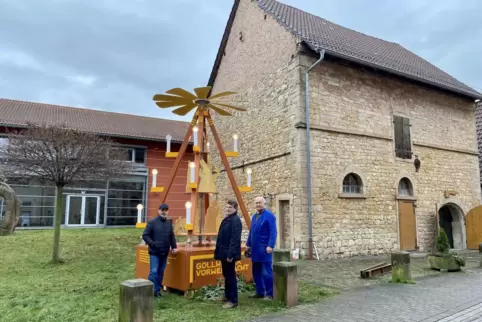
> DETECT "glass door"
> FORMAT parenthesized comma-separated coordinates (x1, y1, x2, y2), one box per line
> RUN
(66, 196, 82, 225)
(65, 195, 101, 226)
(84, 196, 100, 225)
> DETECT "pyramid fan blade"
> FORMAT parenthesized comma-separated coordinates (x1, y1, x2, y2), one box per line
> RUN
(172, 103, 197, 116)
(153, 94, 191, 102)
(194, 86, 211, 99)
(208, 91, 237, 100)
(166, 88, 197, 99)
(211, 102, 247, 112)
(156, 101, 191, 108)
(208, 104, 232, 116)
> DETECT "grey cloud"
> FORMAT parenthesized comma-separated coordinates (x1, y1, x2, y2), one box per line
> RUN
(0, 0, 481, 123)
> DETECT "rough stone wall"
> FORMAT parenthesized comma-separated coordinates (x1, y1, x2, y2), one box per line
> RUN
(208, 0, 481, 257)
(208, 0, 302, 239)
(476, 101, 482, 184)
(297, 56, 481, 257)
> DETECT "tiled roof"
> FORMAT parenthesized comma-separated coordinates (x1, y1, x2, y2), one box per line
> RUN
(258, 0, 481, 99)
(0, 98, 189, 143)
(209, 0, 481, 100)
(476, 102, 482, 180)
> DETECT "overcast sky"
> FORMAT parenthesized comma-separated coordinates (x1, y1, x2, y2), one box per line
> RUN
(1, 0, 481, 122)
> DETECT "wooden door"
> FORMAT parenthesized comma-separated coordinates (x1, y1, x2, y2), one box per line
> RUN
(399, 200, 416, 250)
(466, 205, 482, 249)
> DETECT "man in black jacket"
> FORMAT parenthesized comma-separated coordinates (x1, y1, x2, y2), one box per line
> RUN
(214, 199, 242, 309)
(142, 203, 177, 297)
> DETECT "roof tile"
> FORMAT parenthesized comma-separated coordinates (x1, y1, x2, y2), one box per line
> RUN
(257, 0, 482, 99)
(0, 99, 189, 142)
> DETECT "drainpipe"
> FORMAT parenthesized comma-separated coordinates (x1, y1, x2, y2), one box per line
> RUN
(305, 49, 325, 260)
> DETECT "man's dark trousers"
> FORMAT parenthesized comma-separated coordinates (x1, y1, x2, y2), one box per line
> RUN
(221, 260, 238, 304)
(148, 254, 168, 295)
(252, 262, 273, 297)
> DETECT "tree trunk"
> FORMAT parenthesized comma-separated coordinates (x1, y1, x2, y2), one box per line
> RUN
(52, 185, 64, 263)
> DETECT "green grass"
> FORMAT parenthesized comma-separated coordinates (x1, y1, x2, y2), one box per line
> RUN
(0, 229, 336, 322)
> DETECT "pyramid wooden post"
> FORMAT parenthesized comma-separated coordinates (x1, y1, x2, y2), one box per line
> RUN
(136, 86, 254, 293)
(207, 112, 251, 226)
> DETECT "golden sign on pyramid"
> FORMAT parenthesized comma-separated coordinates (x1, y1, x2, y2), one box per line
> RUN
(145, 86, 253, 245)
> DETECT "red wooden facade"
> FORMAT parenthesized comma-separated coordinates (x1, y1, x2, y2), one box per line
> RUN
(1, 125, 193, 225)
(145, 140, 194, 221)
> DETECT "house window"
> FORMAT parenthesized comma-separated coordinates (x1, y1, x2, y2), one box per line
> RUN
(342, 173, 363, 194)
(112, 146, 146, 164)
(393, 115, 412, 159)
(398, 177, 413, 196)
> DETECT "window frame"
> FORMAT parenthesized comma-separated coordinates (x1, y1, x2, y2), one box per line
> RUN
(338, 171, 366, 199)
(393, 115, 413, 161)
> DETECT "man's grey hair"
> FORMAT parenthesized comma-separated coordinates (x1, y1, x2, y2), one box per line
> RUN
(254, 196, 266, 203)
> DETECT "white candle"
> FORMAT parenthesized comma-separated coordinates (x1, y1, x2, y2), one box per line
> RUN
(233, 134, 238, 152)
(136, 204, 143, 223)
(193, 126, 199, 146)
(206, 142, 210, 152)
(246, 168, 252, 187)
(152, 169, 158, 187)
(189, 162, 195, 183)
(166, 134, 172, 153)
(185, 201, 192, 224)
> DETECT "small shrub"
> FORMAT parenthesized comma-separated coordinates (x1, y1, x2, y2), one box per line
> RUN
(191, 274, 255, 301)
(435, 228, 450, 254)
(453, 255, 466, 267)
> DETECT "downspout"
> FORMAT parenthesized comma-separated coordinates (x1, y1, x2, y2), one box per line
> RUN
(305, 49, 325, 260)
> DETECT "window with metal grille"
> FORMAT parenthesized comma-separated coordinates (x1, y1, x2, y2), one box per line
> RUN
(398, 177, 413, 196)
(393, 115, 412, 159)
(342, 173, 362, 194)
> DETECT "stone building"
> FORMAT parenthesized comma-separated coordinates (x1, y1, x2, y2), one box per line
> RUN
(207, 0, 482, 258)
(476, 101, 482, 190)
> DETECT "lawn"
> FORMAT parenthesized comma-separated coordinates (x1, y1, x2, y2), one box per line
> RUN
(0, 228, 336, 322)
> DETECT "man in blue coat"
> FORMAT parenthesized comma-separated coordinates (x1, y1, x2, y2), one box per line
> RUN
(246, 196, 277, 299)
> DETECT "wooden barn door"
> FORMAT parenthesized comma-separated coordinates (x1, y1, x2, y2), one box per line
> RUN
(399, 200, 416, 251)
(466, 205, 482, 249)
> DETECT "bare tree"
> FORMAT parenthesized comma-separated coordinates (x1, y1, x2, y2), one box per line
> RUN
(0, 124, 134, 263)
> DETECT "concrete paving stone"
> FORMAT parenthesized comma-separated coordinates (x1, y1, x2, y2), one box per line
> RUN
(250, 268, 482, 322)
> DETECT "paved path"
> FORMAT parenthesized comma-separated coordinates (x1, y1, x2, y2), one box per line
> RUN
(251, 269, 482, 322)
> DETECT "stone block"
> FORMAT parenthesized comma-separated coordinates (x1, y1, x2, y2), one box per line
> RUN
(428, 254, 462, 272)
(119, 279, 154, 322)
(273, 249, 291, 263)
(273, 261, 298, 307)
(391, 251, 411, 283)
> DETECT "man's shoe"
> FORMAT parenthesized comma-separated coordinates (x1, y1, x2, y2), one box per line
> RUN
(263, 296, 273, 300)
(249, 294, 264, 299)
(154, 292, 162, 298)
(222, 302, 238, 309)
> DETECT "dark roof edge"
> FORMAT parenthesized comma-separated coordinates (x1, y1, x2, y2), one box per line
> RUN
(308, 44, 482, 101)
(206, 0, 482, 101)
(0, 122, 191, 145)
(207, 0, 241, 90)
(261, 1, 482, 101)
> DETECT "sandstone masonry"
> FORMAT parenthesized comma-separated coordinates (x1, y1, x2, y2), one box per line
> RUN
(208, 0, 481, 258)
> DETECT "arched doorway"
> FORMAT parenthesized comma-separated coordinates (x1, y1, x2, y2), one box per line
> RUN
(397, 177, 416, 251)
(438, 203, 465, 249)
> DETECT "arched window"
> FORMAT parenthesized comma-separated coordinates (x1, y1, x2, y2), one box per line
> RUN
(342, 173, 363, 194)
(398, 177, 413, 196)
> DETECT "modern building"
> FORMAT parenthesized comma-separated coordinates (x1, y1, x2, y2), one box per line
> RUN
(208, 0, 482, 257)
(0, 98, 193, 229)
